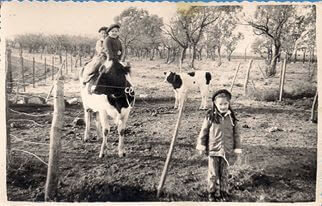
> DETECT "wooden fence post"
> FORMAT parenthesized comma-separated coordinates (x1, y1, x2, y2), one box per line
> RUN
(52, 56, 55, 81)
(32, 57, 35, 88)
(70, 56, 73, 72)
(244, 59, 253, 95)
(20, 56, 26, 92)
(74, 58, 79, 69)
(45, 73, 64, 201)
(44, 57, 47, 84)
(230, 63, 241, 93)
(279, 59, 287, 101)
(60, 60, 64, 76)
(157, 97, 186, 198)
(6, 49, 13, 93)
(244, 47, 247, 62)
(65, 52, 68, 75)
(5, 50, 11, 166)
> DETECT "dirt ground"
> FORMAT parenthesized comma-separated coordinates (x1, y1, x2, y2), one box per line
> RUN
(6, 58, 317, 202)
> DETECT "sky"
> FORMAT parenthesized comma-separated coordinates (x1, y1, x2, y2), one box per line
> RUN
(2, 2, 256, 54)
(2, 2, 177, 38)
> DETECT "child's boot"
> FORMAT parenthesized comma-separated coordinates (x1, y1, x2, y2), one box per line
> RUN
(208, 192, 215, 202)
(220, 190, 231, 202)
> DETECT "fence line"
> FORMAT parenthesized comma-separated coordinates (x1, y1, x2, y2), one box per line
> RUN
(9, 108, 51, 117)
(11, 134, 49, 146)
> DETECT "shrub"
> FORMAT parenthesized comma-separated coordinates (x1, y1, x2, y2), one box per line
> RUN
(248, 83, 316, 102)
(284, 83, 316, 99)
(247, 89, 279, 102)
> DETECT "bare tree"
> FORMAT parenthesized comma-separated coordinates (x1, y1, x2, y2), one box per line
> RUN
(164, 6, 226, 69)
(206, 6, 242, 66)
(247, 5, 295, 77)
(224, 32, 244, 61)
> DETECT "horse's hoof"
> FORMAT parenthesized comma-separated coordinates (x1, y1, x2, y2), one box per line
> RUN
(99, 153, 104, 158)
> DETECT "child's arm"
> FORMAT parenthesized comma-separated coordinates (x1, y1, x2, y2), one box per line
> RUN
(196, 115, 211, 153)
(233, 123, 242, 154)
(95, 40, 103, 54)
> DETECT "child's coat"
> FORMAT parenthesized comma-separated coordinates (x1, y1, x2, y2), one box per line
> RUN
(196, 110, 241, 165)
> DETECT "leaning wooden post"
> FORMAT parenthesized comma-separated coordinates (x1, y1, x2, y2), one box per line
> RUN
(257, 65, 266, 79)
(279, 59, 287, 101)
(243, 59, 253, 96)
(157, 97, 186, 198)
(310, 91, 318, 123)
(230, 63, 241, 93)
(45, 71, 65, 201)
(20, 55, 26, 92)
(44, 57, 47, 84)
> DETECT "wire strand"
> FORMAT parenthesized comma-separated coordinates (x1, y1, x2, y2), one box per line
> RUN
(11, 148, 48, 166)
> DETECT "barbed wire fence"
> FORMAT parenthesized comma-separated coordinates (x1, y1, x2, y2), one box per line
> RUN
(6, 48, 86, 104)
(6, 48, 67, 200)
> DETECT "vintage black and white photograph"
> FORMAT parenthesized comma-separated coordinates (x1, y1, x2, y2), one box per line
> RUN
(1, 1, 319, 203)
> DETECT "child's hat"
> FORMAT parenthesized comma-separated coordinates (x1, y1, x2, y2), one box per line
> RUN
(98, 26, 108, 33)
(212, 89, 232, 101)
(107, 24, 121, 33)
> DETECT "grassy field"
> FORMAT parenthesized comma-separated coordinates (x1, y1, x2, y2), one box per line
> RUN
(6, 55, 318, 202)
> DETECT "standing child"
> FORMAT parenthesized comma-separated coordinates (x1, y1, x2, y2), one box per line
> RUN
(196, 89, 242, 202)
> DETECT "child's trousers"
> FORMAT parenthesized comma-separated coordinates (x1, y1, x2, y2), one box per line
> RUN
(82, 54, 107, 83)
(208, 156, 229, 194)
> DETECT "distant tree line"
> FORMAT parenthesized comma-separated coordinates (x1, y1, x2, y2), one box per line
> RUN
(8, 5, 316, 78)
(8, 34, 97, 58)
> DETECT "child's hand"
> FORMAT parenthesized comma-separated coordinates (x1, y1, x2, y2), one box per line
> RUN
(234, 149, 242, 154)
(235, 154, 242, 166)
(117, 51, 122, 55)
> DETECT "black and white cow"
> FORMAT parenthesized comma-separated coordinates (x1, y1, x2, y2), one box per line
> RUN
(79, 61, 135, 158)
(164, 71, 212, 110)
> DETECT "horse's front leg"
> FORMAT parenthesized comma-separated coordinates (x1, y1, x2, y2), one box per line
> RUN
(84, 108, 91, 142)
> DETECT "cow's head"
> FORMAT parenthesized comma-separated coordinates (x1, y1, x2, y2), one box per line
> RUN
(163, 71, 177, 83)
